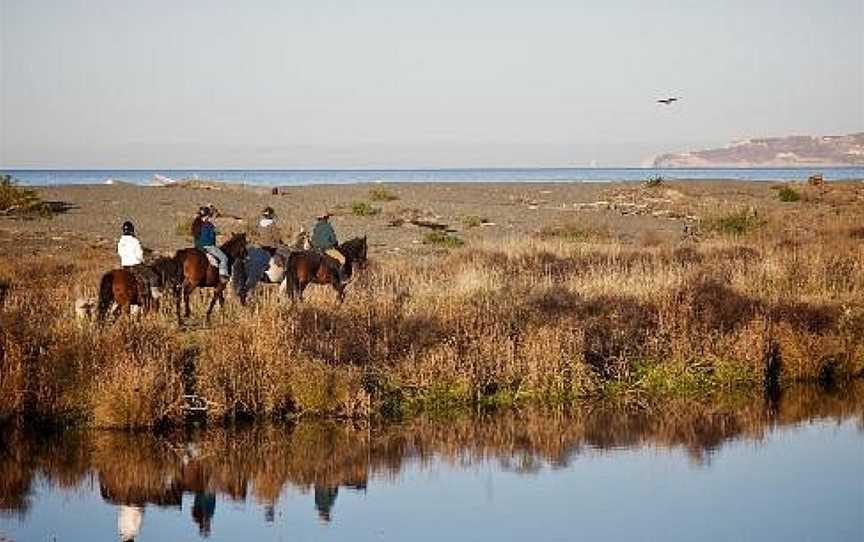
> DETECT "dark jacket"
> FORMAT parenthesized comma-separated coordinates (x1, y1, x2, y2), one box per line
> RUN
(195, 221, 217, 249)
(311, 220, 337, 250)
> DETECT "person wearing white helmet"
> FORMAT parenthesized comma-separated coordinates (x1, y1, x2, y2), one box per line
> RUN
(117, 220, 157, 301)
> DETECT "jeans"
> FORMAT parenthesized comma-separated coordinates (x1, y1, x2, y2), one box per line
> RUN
(203, 246, 229, 277)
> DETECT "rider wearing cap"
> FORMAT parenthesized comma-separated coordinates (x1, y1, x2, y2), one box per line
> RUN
(191, 206, 230, 282)
(311, 210, 347, 282)
(256, 206, 285, 247)
(117, 220, 158, 300)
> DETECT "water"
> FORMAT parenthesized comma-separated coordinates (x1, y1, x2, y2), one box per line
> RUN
(1, 385, 863, 542)
(4, 167, 864, 186)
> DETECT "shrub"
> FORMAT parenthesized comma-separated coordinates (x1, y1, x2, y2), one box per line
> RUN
(368, 187, 398, 202)
(463, 215, 487, 228)
(0, 174, 52, 217)
(540, 223, 606, 242)
(778, 186, 801, 202)
(644, 175, 664, 188)
(705, 209, 763, 237)
(351, 201, 381, 217)
(175, 218, 193, 238)
(423, 231, 464, 248)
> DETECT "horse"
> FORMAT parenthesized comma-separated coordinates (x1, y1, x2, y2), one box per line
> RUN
(96, 257, 181, 322)
(284, 236, 367, 303)
(174, 233, 248, 324)
(232, 229, 312, 305)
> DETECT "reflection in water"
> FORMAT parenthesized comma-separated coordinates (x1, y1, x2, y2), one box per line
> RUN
(0, 383, 862, 539)
(118, 505, 143, 542)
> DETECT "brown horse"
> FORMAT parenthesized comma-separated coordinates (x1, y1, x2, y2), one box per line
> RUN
(174, 233, 247, 324)
(96, 257, 180, 322)
(285, 236, 367, 303)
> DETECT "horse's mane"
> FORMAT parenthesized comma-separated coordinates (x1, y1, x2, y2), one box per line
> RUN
(220, 233, 247, 254)
(339, 236, 366, 251)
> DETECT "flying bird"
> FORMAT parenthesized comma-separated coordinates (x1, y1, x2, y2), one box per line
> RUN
(657, 97, 680, 105)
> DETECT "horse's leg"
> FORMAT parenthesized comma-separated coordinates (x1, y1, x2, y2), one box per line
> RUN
(332, 276, 346, 304)
(175, 283, 184, 325)
(206, 285, 223, 324)
(184, 284, 193, 318)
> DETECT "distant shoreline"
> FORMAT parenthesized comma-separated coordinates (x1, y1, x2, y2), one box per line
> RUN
(4, 166, 864, 187)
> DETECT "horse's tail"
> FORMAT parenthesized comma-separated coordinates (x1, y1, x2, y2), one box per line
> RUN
(97, 272, 114, 321)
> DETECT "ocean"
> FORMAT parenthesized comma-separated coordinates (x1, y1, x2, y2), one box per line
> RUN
(4, 167, 864, 186)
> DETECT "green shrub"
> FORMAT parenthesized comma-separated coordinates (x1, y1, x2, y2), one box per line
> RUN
(644, 175, 664, 188)
(423, 230, 464, 248)
(463, 215, 487, 228)
(777, 186, 801, 202)
(539, 223, 606, 242)
(0, 174, 52, 217)
(368, 187, 399, 201)
(351, 201, 381, 217)
(706, 209, 763, 237)
(175, 218, 193, 238)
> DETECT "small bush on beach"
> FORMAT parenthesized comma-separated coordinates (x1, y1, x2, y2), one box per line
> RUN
(778, 186, 801, 202)
(423, 231, 464, 247)
(463, 215, 487, 228)
(705, 209, 763, 237)
(175, 218, 193, 239)
(0, 175, 52, 218)
(368, 187, 398, 202)
(644, 175, 664, 188)
(351, 201, 381, 217)
(540, 223, 608, 242)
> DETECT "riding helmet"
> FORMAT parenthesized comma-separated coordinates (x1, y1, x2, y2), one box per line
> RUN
(121, 221, 135, 235)
(198, 206, 211, 217)
(262, 206, 275, 218)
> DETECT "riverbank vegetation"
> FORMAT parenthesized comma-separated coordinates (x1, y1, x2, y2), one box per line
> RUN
(2, 220, 862, 429)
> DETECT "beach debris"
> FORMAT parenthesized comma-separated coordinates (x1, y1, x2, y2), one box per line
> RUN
(152, 174, 177, 186)
(387, 207, 447, 230)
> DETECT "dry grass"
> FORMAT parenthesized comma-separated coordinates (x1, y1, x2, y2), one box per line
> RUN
(1, 215, 863, 427)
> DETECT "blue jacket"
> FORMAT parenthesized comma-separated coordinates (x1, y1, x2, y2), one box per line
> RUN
(195, 222, 217, 249)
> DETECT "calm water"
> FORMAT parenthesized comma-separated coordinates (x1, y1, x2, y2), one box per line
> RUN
(5, 167, 864, 186)
(1, 385, 863, 542)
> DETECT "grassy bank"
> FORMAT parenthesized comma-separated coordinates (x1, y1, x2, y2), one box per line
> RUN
(1, 228, 863, 428)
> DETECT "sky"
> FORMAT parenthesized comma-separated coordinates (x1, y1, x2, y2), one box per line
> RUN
(1, 0, 862, 168)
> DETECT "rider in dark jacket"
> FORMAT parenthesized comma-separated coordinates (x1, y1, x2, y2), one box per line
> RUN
(311, 210, 347, 282)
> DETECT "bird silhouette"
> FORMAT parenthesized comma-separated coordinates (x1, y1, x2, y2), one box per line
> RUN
(657, 97, 680, 105)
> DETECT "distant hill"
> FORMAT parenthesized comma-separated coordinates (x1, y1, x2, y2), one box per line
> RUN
(653, 133, 864, 167)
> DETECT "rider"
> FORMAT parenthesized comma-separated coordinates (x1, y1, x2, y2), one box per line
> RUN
(257, 206, 284, 247)
(311, 210, 347, 282)
(259, 206, 276, 228)
(191, 206, 230, 283)
(117, 220, 158, 300)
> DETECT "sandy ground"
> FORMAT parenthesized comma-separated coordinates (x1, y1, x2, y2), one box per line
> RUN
(1, 179, 862, 261)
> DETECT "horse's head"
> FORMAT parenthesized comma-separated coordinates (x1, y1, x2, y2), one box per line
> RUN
(340, 236, 368, 268)
(222, 232, 248, 260)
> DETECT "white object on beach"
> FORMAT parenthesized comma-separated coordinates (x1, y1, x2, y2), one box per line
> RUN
(152, 174, 177, 186)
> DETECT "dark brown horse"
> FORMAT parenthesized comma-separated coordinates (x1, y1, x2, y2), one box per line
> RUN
(96, 257, 180, 322)
(285, 236, 367, 303)
(174, 233, 247, 324)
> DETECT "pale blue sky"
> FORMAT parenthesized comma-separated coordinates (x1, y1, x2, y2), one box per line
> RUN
(1, 0, 861, 167)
